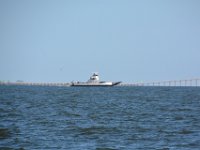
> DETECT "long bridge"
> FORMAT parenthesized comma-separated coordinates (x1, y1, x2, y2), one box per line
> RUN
(0, 78, 200, 87)
(0, 81, 71, 87)
(120, 78, 200, 87)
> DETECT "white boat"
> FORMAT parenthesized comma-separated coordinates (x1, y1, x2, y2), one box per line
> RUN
(71, 73, 121, 87)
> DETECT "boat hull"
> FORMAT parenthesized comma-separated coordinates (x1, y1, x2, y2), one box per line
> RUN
(71, 82, 121, 87)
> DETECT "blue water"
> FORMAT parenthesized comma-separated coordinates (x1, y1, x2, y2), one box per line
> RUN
(0, 85, 200, 150)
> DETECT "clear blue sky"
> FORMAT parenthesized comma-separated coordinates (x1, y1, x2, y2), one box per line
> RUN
(0, 0, 200, 83)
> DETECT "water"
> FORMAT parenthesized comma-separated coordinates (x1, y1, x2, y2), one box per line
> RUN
(0, 85, 200, 150)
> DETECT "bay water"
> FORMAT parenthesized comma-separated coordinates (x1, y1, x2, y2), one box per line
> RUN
(0, 85, 200, 149)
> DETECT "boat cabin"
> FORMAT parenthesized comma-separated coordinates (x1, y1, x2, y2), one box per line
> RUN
(88, 73, 100, 83)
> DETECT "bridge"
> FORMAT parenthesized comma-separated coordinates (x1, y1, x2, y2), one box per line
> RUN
(0, 78, 200, 87)
(0, 81, 71, 87)
(120, 78, 200, 87)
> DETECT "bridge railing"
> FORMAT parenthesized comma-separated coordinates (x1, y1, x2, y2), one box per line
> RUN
(1, 78, 200, 87)
(120, 78, 200, 87)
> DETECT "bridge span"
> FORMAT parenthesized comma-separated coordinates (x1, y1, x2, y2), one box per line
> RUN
(120, 78, 200, 87)
(0, 81, 71, 87)
(0, 78, 200, 87)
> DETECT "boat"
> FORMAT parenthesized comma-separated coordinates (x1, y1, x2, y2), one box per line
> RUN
(71, 73, 121, 87)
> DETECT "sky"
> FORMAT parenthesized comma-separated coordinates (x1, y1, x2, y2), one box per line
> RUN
(0, 0, 200, 83)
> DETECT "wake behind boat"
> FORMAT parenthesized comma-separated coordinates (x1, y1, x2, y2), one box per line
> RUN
(71, 73, 121, 87)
